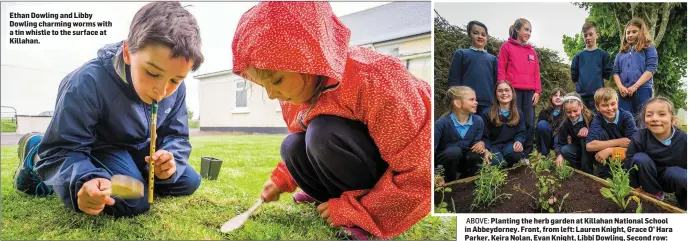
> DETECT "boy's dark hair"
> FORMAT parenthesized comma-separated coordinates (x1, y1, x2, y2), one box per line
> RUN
(467, 20, 488, 37)
(582, 21, 597, 34)
(127, 2, 204, 71)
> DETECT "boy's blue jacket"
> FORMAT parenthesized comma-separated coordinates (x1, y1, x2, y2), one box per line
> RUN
(36, 42, 191, 193)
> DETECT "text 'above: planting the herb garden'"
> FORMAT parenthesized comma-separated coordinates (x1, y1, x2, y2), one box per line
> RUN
(461, 217, 674, 241)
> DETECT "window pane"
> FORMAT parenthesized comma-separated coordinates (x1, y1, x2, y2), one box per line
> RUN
(236, 88, 247, 107)
(236, 81, 246, 90)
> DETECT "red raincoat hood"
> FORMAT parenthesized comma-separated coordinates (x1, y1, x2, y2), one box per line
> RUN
(232, 2, 351, 82)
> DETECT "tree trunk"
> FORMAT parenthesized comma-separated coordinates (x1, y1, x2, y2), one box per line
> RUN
(654, 2, 671, 48)
(644, 4, 659, 43)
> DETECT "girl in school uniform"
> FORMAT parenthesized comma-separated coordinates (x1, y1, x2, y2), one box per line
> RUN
(498, 18, 542, 159)
(447, 20, 498, 114)
(480, 81, 526, 167)
(553, 93, 596, 174)
(231, 2, 431, 239)
(613, 17, 659, 120)
(535, 88, 565, 157)
(625, 97, 686, 210)
(435, 86, 486, 182)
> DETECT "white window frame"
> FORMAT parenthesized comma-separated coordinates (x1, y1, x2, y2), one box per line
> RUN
(232, 78, 250, 114)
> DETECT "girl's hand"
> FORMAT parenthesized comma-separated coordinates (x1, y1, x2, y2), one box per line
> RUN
(317, 202, 334, 226)
(532, 93, 540, 106)
(555, 155, 564, 168)
(513, 141, 524, 153)
(471, 141, 485, 153)
(260, 180, 283, 202)
(577, 127, 589, 137)
(618, 86, 629, 97)
(627, 85, 638, 96)
(483, 151, 492, 165)
(568, 136, 572, 144)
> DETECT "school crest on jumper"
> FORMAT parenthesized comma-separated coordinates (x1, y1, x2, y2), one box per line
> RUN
(528, 54, 535, 62)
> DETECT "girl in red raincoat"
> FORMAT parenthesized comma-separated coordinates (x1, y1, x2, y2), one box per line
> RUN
(231, 2, 431, 239)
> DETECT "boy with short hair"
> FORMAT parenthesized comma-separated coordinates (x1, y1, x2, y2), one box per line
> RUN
(571, 21, 613, 111)
(585, 87, 638, 178)
(14, 1, 204, 217)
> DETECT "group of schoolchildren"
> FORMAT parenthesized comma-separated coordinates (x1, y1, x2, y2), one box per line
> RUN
(435, 17, 686, 210)
(12, 2, 431, 239)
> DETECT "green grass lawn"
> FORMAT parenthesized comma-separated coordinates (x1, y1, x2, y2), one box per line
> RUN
(1, 118, 16, 132)
(1, 135, 456, 240)
(189, 120, 200, 129)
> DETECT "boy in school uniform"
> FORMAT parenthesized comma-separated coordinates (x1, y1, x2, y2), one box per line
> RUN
(571, 21, 613, 111)
(13, 2, 203, 217)
(585, 87, 638, 178)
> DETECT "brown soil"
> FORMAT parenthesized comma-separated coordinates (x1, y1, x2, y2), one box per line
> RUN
(434, 165, 671, 213)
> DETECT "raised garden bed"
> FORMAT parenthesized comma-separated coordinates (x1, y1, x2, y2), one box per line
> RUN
(435, 162, 686, 214)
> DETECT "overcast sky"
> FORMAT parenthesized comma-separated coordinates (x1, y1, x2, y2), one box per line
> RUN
(1, 1, 389, 117)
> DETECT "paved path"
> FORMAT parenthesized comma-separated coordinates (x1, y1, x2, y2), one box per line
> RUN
(1, 133, 22, 146)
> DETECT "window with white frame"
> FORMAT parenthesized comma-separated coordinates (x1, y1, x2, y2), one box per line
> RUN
(234, 78, 249, 113)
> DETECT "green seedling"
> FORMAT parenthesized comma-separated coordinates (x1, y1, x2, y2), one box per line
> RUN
(471, 152, 511, 211)
(434, 165, 453, 213)
(555, 159, 574, 181)
(599, 157, 642, 213)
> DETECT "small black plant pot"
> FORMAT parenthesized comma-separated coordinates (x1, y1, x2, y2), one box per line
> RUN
(200, 156, 223, 180)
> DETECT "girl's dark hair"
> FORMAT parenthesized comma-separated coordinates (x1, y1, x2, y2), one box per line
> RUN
(490, 81, 520, 127)
(508, 18, 531, 40)
(546, 88, 565, 135)
(467, 20, 488, 38)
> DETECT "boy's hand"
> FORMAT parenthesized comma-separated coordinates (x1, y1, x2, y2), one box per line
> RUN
(483, 151, 492, 165)
(77, 178, 116, 215)
(471, 141, 486, 153)
(617, 138, 631, 148)
(577, 127, 589, 137)
(260, 180, 282, 202)
(595, 148, 613, 163)
(317, 202, 334, 225)
(532, 93, 540, 106)
(145, 150, 176, 180)
(513, 141, 524, 153)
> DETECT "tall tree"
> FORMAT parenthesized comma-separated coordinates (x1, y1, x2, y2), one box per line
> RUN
(562, 2, 687, 109)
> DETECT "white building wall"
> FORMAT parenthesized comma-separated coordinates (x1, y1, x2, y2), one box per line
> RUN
(196, 35, 432, 133)
(198, 73, 285, 131)
(15, 116, 52, 134)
